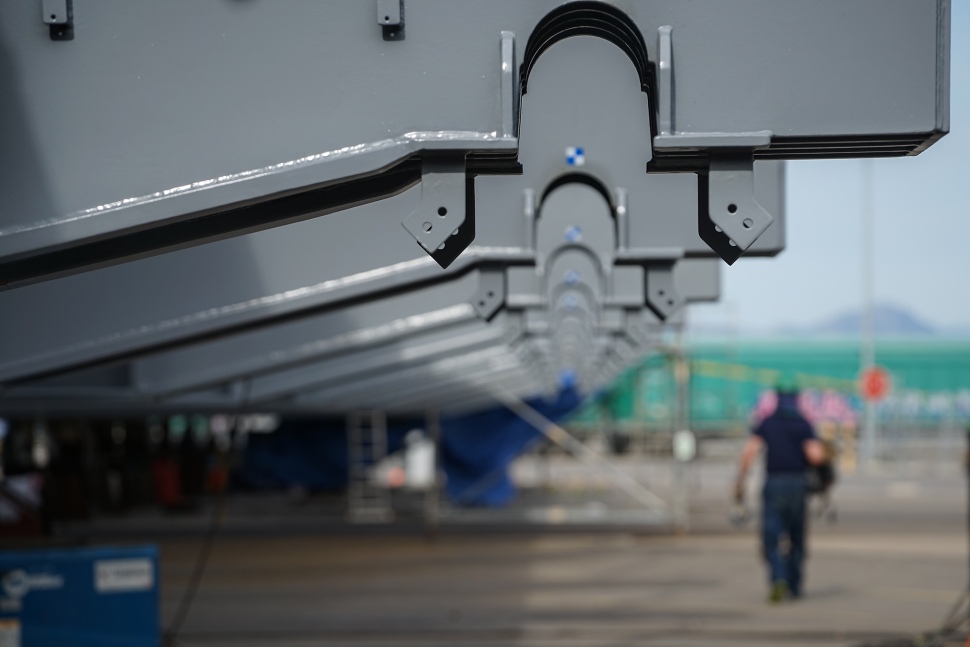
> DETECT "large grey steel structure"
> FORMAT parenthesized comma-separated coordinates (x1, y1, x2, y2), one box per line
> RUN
(0, 1, 950, 424)
(0, 1, 947, 284)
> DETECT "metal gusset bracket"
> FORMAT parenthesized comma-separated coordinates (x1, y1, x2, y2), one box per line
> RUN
(469, 268, 506, 322)
(700, 155, 774, 264)
(42, 0, 73, 41)
(645, 263, 685, 321)
(403, 154, 472, 268)
(377, 0, 404, 41)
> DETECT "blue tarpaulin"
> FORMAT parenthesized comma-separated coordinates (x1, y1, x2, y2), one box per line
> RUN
(234, 388, 582, 506)
(439, 388, 582, 506)
(234, 419, 403, 491)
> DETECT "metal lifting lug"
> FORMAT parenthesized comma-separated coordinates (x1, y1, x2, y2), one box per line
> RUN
(42, 0, 73, 41)
(377, 0, 404, 41)
(645, 263, 685, 321)
(469, 268, 506, 322)
(699, 155, 774, 265)
(403, 154, 474, 269)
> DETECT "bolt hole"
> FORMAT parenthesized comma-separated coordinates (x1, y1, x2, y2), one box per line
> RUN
(422, 222, 432, 233)
(668, 299, 675, 306)
(727, 203, 738, 214)
(487, 291, 495, 298)
(384, 15, 390, 21)
(478, 300, 486, 307)
(658, 289, 665, 296)
(742, 218, 754, 229)
(437, 206, 447, 217)
(50, 13, 57, 19)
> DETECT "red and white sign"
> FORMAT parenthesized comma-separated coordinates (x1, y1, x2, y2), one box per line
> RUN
(860, 366, 891, 401)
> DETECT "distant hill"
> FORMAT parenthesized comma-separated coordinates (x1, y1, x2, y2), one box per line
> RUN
(804, 304, 936, 337)
(687, 304, 957, 338)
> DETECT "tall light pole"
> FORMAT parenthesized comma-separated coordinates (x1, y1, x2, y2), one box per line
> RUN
(860, 159, 877, 468)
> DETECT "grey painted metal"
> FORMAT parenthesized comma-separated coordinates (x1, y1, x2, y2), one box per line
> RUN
(0, 1, 946, 283)
(672, 259, 720, 303)
(0, 236, 533, 384)
(40, 0, 70, 25)
(0, 200, 722, 415)
(0, 34, 762, 388)
(280, 347, 535, 408)
(253, 240, 718, 406)
(0, 25, 838, 416)
(144, 310, 526, 404)
(239, 321, 521, 405)
(0, 251, 712, 417)
(344, 369, 547, 418)
(483, 36, 788, 264)
(0, 338, 547, 417)
(219, 256, 724, 407)
(311, 364, 543, 414)
(376, 0, 403, 28)
(127, 273, 493, 395)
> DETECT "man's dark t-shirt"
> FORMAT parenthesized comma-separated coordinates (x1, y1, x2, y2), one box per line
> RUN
(753, 392, 816, 475)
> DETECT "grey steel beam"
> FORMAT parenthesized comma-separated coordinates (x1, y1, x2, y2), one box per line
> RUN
(195, 314, 532, 406)
(0, 182, 725, 414)
(291, 366, 546, 418)
(0, 29, 822, 415)
(318, 365, 544, 416)
(240, 320, 515, 405)
(278, 346, 539, 410)
(127, 272, 496, 396)
(0, 240, 719, 408)
(0, 1, 946, 283)
(0, 339, 546, 417)
(0, 233, 533, 384)
(0, 32, 776, 389)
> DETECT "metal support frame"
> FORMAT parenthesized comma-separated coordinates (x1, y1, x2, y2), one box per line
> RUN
(1, 0, 949, 419)
(0, 31, 793, 392)
(346, 410, 394, 523)
(422, 406, 440, 531)
(0, 0, 946, 285)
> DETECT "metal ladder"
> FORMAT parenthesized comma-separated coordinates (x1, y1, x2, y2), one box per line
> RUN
(346, 410, 394, 523)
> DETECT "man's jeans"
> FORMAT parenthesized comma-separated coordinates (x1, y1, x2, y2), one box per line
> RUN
(761, 473, 808, 596)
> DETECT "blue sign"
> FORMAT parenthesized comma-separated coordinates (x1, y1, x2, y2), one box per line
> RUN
(0, 545, 159, 647)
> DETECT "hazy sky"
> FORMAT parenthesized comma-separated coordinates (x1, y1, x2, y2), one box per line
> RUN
(691, 2, 969, 333)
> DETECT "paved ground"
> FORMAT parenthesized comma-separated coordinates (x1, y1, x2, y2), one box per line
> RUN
(132, 453, 970, 647)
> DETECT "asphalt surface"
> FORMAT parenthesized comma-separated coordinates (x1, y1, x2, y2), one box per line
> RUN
(130, 452, 970, 647)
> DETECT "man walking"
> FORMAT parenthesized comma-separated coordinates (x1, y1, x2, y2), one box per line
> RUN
(735, 386, 827, 602)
